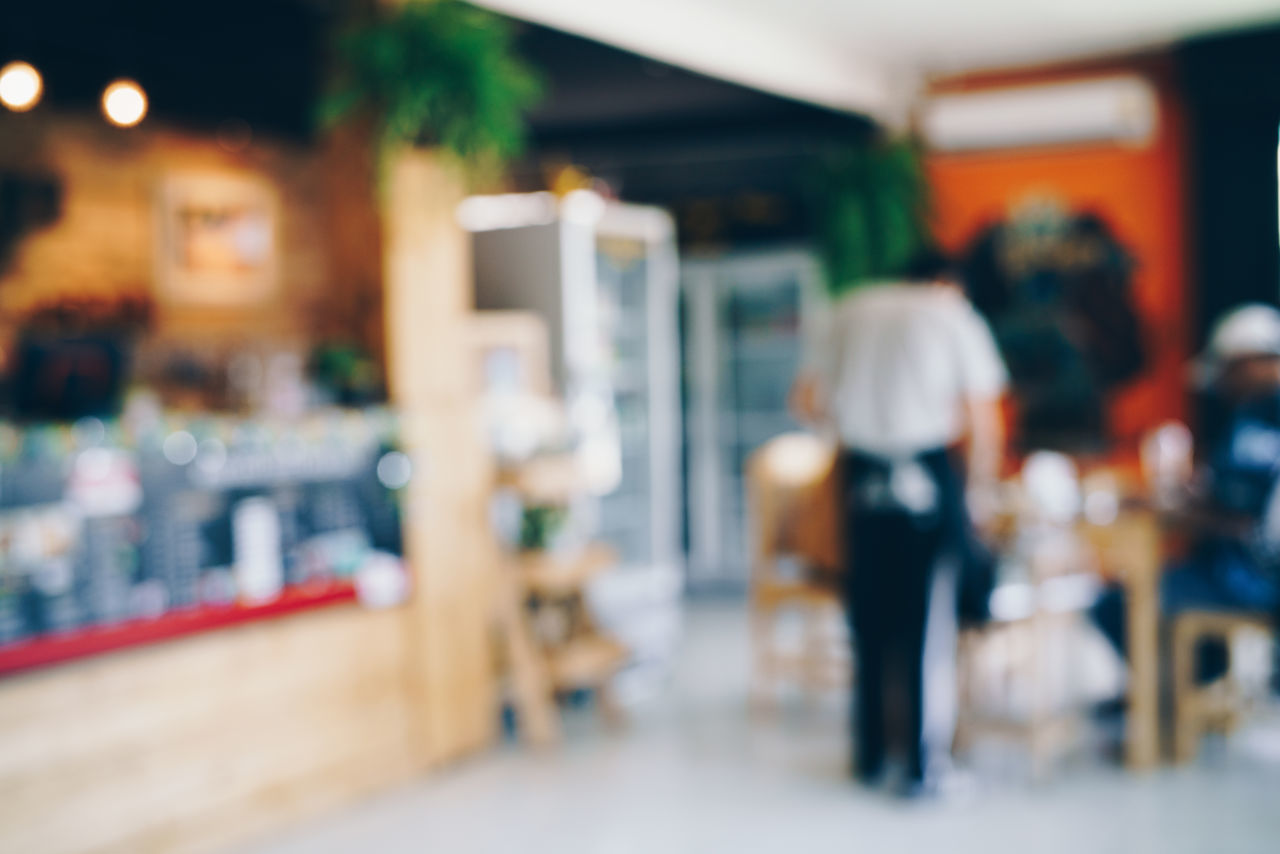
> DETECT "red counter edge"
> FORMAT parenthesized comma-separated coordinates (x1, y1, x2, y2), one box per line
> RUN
(0, 582, 358, 678)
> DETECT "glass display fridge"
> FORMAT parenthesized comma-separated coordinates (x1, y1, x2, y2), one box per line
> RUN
(680, 247, 826, 591)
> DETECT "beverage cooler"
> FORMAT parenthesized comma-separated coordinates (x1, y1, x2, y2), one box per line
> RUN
(680, 247, 826, 590)
(467, 192, 682, 700)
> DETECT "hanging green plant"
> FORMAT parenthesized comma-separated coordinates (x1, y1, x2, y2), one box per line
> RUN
(808, 137, 933, 297)
(320, 0, 543, 178)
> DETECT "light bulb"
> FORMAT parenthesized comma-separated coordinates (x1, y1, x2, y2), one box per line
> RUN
(102, 78, 147, 127)
(0, 61, 43, 112)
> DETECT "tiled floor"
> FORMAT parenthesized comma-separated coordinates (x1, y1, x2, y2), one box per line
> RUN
(241, 601, 1280, 854)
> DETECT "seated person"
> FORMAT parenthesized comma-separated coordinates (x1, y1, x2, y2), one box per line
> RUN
(1094, 304, 1280, 682)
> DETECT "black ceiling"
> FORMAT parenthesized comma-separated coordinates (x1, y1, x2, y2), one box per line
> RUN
(0, 1, 871, 242)
(519, 24, 864, 140)
(0, 0, 330, 140)
(511, 22, 872, 242)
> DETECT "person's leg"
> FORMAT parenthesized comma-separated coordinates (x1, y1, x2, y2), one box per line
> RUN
(897, 522, 944, 785)
(873, 452, 958, 788)
(1163, 558, 1240, 684)
(920, 557, 961, 778)
(1093, 559, 1239, 686)
(846, 509, 890, 782)
(1090, 585, 1127, 656)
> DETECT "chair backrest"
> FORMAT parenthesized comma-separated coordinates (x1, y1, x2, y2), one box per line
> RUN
(746, 433, 842, 581)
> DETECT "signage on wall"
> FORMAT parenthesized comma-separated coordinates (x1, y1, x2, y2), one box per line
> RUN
(154, 172, 279, 306)
(961, 196, 1146, 451)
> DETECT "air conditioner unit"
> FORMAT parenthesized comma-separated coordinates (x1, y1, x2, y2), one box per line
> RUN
(920, 75, 1158, 152)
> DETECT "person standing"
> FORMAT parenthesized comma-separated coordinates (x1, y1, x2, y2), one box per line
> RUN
(794, 249, 1007, 796)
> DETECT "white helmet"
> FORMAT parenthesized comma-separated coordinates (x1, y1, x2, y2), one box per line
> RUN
(1195, 303, 1280, 383)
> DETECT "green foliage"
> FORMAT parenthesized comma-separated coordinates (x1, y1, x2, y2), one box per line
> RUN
(309, 342, 383, 405)
(321, 1, 543, 176)
(518, 504, 567, 552)
(809, 138, 932, 297)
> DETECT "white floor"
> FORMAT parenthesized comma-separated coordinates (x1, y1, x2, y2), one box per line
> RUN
(240, 601, 1280, 854)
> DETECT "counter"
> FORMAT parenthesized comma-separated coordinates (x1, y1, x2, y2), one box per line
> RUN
(0, 408, 404, 676)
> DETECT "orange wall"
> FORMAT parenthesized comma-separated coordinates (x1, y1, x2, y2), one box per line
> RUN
(926, 58, 1189, 448)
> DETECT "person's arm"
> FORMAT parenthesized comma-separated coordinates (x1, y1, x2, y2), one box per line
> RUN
(964, 394, 1004, 528)
(1160, 460, 1255, 539)
(952, 299, 1009, 529)
(965, 394, 1004, 491)
(1159, 501, 1254, 539)
(791, 298, 841, 427)
(789, 371, 826, 424)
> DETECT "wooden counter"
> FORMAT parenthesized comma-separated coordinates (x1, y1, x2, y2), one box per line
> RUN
(0, 145, 501, 854)
(0, 604, 418, 854)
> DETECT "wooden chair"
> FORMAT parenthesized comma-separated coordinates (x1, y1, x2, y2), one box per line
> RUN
(1137, 421, 1277, 764)
(955, 526, 1105, 780)
(745, 433, 846, 709)
(1172, 610, 1274, 763)
(956, 467, 1145, 778)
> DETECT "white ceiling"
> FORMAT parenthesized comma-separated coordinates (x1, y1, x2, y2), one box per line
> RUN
(474, 0, 1280, 120)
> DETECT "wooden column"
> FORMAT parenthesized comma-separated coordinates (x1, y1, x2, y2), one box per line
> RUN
(381, 148, 497, 765)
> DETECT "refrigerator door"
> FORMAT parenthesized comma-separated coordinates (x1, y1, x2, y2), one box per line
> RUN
(682, 248, 824, 589)
(593, 235, 654, 568)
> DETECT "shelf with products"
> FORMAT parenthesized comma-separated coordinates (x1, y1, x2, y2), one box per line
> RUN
(0, 407, 407, 676)
(720, 331, 803, 360)
(545, 635, 629, 690)
(596, 511, 653, 542)
(718, 411, 798, 437)
(492, 454, 631, 740)
(597, 491, 649, 516)
(512, 542, 616, 598)
(618, 421, 651, 449)
(609, 366, 651, 396)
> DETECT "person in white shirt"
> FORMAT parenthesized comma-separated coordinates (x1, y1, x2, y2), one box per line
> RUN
(793, 248, 1007, 797)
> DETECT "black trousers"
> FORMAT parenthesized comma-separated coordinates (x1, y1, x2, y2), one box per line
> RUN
(840, 448, 963, 784)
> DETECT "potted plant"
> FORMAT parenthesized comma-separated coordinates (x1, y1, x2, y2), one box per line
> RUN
(808, 137, 932, 297)
(320, 0, 543, 179)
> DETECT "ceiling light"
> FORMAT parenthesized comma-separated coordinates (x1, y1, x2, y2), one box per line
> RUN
(0, 61, 43, 112)
(102, 79, 147, 127)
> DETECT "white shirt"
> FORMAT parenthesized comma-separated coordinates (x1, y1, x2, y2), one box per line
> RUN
(810, 283, 1007, 457)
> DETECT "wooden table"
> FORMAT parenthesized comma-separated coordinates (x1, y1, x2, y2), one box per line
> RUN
(1077, 509, 1164, 770)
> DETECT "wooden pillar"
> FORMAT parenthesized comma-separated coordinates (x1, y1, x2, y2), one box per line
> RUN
(381, 147, 497, 766)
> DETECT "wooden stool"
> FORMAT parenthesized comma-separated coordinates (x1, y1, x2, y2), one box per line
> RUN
(746, 434, 846, 709)
(956, 610, 1088, 780)
(750, 570, 847, 706)
(1172, 610, 1274, 763)
(956, 522, 1113, 780)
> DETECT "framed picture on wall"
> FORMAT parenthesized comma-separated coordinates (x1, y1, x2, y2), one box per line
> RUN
(154, 172, 279, 306)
